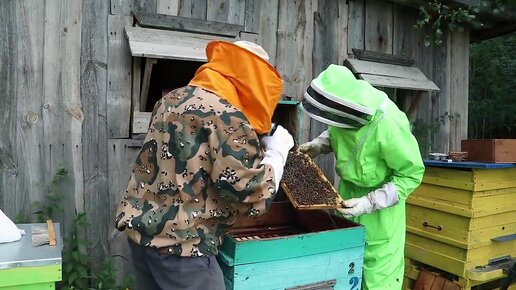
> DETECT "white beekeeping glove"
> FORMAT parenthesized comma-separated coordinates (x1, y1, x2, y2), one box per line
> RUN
(0, 209, 22, 243)
(337, 182, 399, 218)
(260, 125, 294, 191)
(298, 130, 332, 158)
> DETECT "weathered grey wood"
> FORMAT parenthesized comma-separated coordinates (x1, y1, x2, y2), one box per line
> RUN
(431, 31, 451, 154)
(449, 30, 469, 151)
(81, 0, 110, 269)
(0, 0, 45, 220)
(352, 48, 415, 66)
(107, 15, 133, 138)
(244, 0, 260, 32)
(228, 0, 246, 26)
(178, 0, 207, 19)
(132, 11, 243, 37)
(207, 0, 229, 23)
(311, 0, 344, 184)
(347, 0, 365, 54)
(337, 1, 349, 65)
(132, 57, 142, 112)
(345, 58, 432, 80)
(139, 58, 157, 113)
(359, 74, 439, 92)
(238, 32, 261, 44)
(125, 26, 234, 61)
(365, 0, 393, 54)
(257, 0, 279, 64)
(133, 111, 152, 134)
(345, 59, 439, 91)
(157, 0, 179, 15)
(42, 0, 84, 237)
(111, 0, 157, 15)
(276, 0, 314, 144)
(107, 139, 142, 284)
(393, 4, 417, 58)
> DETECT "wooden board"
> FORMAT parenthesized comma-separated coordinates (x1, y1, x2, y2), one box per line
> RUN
(365, 0, 393, 54)
(280, 152, 343, 210)
(256, 0, 279, 65)
(462, 139, 516, 163)
(43, 0, 84, 237)
(311, 0, 346, 184)
(125, 26, 235, 61)
(360, 74, 440, 92)
(0, 0, 45, 219)
(107, 139, 143, 284)
(275, 0, 314, 144)
(449, 30, 470, 152)
(345, 58, 439, 83)
(156, 0, 179, 15)
(110, 0, 157, 15)
(347, 0, 365, 54)
(132, 11, 243, 37)
(178, 0, 207, 19)
(132, 111, 152, 134)
(207, 0, 246, 25)
(80, 0, 110, 275)
(344, 59, 440, 91)
(107, 15, 133, 138)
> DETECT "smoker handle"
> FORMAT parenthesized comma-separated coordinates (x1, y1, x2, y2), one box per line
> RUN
(422, 221, 443, 231)
(492, 233, 516, 243)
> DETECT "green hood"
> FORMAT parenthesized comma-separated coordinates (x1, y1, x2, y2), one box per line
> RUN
(312, 64, 387, 113)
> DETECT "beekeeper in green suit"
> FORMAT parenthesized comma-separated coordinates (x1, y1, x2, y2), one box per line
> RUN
(299, 64, 425, 290)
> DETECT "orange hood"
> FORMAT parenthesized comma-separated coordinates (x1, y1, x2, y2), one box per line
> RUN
(189, 41, 283, 134)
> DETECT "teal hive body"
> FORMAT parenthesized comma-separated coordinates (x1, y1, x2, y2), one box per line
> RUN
(218, 202, 365, 290)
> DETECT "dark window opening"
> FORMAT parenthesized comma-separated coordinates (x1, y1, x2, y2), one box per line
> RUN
(144, 58, 204, 112)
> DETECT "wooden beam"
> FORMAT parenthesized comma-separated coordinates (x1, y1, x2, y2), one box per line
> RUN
(132, 11, 243, 37)
(360, 74, 440, 91)
(352, 48, 415, 66)
(139, 58, 157, 112)
(407, 91, 425, 120)
(365, 0, 393, 54)
(107, 15, 133, 138)
(132, 111, 152, 134)
(346, 58, 425, 79)
(132, 57, 142, 112)
(125, 26, 234, 61)
(347, 0, 365, 54)
(156, 0, 179, 15)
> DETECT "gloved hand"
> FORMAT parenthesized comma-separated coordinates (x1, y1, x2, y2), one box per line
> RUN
(298, 130, 331, 158)
(337, 182, 399, 218)
(260, 125, 294, 191)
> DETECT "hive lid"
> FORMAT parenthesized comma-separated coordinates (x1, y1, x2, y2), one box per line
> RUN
(0, 223, 62, 270)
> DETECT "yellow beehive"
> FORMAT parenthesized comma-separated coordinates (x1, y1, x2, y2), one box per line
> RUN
(406, 162, 516, 288)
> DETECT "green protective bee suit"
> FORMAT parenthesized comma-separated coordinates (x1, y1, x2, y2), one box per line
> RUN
(302, 65, 425, 290)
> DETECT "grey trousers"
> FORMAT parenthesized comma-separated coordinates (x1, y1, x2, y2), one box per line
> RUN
(128, 239, 226, 290)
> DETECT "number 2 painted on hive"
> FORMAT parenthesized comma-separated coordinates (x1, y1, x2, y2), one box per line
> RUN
(349, 276, 359, 290)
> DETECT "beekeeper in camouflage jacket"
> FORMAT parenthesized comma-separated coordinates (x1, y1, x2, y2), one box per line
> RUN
(114, 40, 294, 290)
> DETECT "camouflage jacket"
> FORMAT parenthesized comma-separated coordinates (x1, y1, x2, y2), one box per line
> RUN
(115, 86, 277, 256)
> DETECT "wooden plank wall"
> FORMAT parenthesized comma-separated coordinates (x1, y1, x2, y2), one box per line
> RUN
(0, 0, 84, 237)
(81, 0, 110, 270)
(348, 0, 469, 153)
(0, 0, 470, 283)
